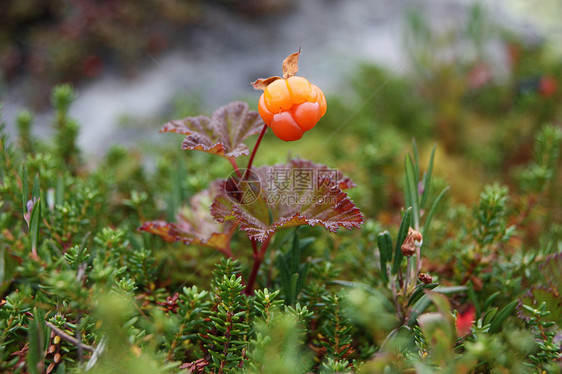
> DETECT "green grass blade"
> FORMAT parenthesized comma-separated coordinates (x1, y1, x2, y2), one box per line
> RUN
(20, 164, 29, 216)
(412, 139, 420, 182)
(377, 231, 393, 281)
(405, 155, 420, 228)
(422, 186, 449, 246)
(391, 207, 412, 275)
(421, 145, 436, 210)
(489, 299, 518, 333)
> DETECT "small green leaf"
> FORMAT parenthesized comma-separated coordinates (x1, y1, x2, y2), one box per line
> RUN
(422, 186, 449, 246)
(391, 207, 412, 275)
(290, 273, 299, 304)
(27, 308, 46, 374)
(20, 164, 29, 216)
(433, 285, 468, 294)
(420, 145, 436, 210)
(483, 291, 501, 312)
(426, 290, 452, 316)
(466, 281, 481, 318)
(0, 247, 17, 295)
(408, 294, 432, 326)
(404, 155, 420, 229)
(29, 198, 41, 256)
(408, 283, 438, 306)
(482, 307, 498, 326)
(412, 139, 420, 182)
(377, 231, 393, 280)
(489, 300, 518, 333)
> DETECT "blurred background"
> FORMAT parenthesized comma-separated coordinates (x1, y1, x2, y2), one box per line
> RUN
(1, 0, 561, 217)
(1, 0, 560, 153)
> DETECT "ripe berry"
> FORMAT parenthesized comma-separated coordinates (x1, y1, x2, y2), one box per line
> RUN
(258, 76, 327, 141)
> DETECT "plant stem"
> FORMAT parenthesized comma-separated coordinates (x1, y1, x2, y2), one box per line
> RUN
(45, 321, 94, 352)
(250, 239, 258, 256)
(244, 124, 268, 180)
(390, 275, 403, 322)
(228, 157, 242, 178)
(416, 244, 422, 278)
(244, 234, 272, 295)
(404, 257, 411, 294)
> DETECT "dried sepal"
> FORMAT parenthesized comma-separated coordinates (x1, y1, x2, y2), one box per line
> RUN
(250, 49, 302, 91)
(401, 228, 423, 256)
(282, 48, 301, 78)
(160, 101, 263, 159)
(211, 159, 364, 241)
(141, 184, 236, 256)
(251, 76, 282, 91)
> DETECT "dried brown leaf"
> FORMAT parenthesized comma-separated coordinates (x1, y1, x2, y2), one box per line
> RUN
(160, 101, 264, 159)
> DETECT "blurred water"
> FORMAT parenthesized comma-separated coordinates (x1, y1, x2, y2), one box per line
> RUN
(0, 0, 552, 156)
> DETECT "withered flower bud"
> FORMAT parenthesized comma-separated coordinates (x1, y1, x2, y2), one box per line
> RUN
(419, 273, 433, 284)
(401, 227, 423, 256)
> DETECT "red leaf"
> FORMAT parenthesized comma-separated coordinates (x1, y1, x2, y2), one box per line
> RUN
(141, 184, 236, 256)
(211, 159, 363, 241)
(161, 101, 264, 159)
(455, 304, 475, 337)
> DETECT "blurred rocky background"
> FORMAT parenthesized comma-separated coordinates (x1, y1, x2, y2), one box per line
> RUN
(1, 0, 560, 155)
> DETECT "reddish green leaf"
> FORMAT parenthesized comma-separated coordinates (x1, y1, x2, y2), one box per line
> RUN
(211, 160, 363, 242)
(518, 287, 562, 326)
(539, 252, 562, 291)
(141, 184, 236, 256)
(161, 101, 264, 159)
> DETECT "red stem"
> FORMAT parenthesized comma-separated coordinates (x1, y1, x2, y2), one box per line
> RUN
(228, 157, 242, 178)
(250, 239, 258, 256)
(244, 235, 272, 295)
(244, 124, 268, 180)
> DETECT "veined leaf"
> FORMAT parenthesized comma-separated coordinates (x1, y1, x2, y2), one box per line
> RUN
(141, 184, 236, 256)
(161, 101, 264, 159)
(517, 287, 562, 326)
(211, 159, 363, 242)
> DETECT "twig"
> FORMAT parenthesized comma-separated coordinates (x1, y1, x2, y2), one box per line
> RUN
(45, 321, 94, 352)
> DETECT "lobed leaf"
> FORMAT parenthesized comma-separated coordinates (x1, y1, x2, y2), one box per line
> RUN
(161, 101, 264, 159)
(211, 159, 363, 242)
(517, 287, 562, 326)
(141, 183, 236, 256)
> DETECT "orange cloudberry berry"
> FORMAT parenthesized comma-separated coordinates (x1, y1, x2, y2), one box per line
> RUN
(258, 76, 327, 141)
